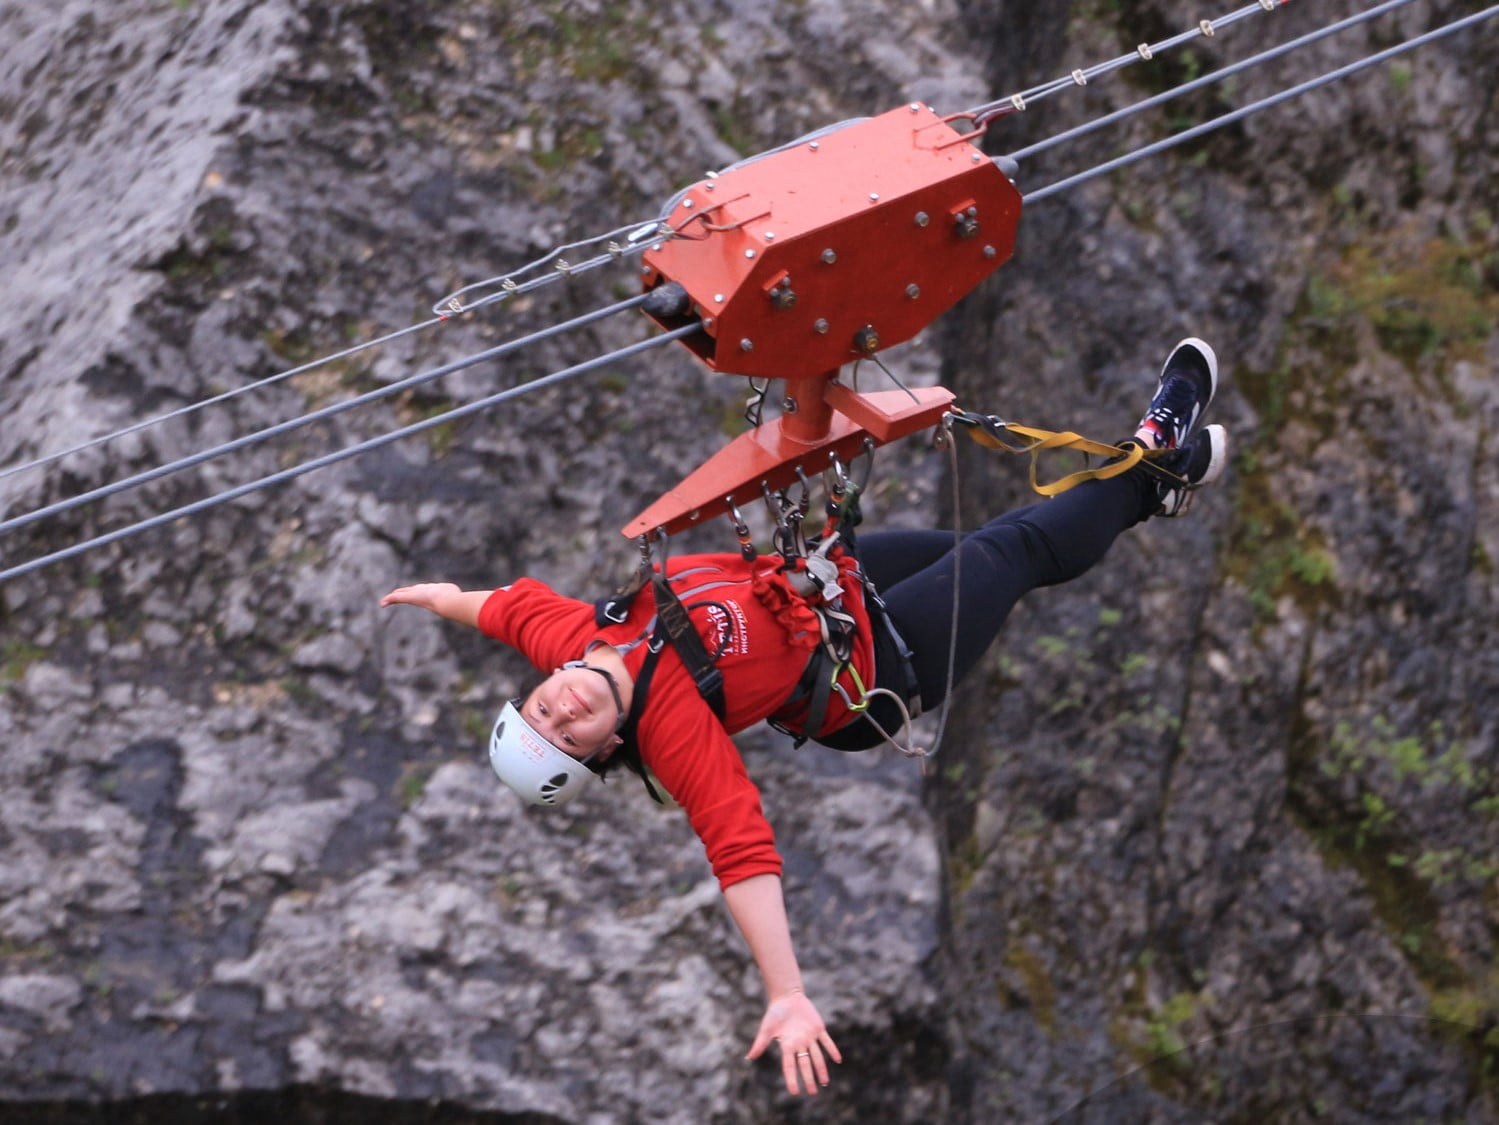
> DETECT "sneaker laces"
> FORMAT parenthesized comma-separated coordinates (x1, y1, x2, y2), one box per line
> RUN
(1141, 375, 1198, 448)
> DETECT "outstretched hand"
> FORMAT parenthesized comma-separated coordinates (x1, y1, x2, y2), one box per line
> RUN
(746, 988, 842, 1096)
(379, 582, 462, 613)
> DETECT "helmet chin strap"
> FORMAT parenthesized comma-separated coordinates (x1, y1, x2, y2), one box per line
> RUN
(561, 660, 628, 733)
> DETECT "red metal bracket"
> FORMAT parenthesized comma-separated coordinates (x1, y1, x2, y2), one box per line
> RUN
(623, 103, 1022, 540)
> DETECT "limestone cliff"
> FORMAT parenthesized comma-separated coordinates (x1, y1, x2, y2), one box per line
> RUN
(1, 1, 1495, 1122)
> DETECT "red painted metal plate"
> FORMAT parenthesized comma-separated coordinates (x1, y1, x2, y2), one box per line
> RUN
(641, 105, 1023, 380)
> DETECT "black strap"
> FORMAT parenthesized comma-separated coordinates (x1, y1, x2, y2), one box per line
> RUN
(650, 573, 726, 721)
(613, 638, 667, 804)
(598, 569, 728, 804)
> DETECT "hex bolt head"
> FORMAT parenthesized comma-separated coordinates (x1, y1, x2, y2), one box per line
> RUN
(821, 249, 837, 265)
(740, 338, 754, 352)
(915, 211, 929, 227)
(906, 283, 921, 299)
(814, 318, 830, 334)
(983, 245, 997, 259)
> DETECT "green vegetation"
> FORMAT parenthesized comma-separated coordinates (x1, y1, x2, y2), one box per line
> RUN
(1302, 232, 1498, 369)
(1004, 941, 1058, 1037)
(1, 638, 46, 681)
(398, 764, 433, 808)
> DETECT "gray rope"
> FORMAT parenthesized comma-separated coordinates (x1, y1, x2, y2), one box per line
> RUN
(0, 324, 701, 586)
(0, 293, 649, 537)
(1006, 0, 1420, 163)
(1023, 5, 1499, 206)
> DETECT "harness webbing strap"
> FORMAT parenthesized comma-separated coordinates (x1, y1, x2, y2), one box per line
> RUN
(952, 411, 1145, 496)
(651, 573, 727, 720)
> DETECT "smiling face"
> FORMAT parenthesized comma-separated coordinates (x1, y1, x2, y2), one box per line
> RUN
(521, 664, 623, 760)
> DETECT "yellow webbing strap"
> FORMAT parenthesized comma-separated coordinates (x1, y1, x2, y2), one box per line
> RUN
(951, 410, 1150, 497)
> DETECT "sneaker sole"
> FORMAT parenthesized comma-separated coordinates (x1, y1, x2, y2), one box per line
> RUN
(1158, 424, 1229, 517)
(1197, 423, 1229, 487)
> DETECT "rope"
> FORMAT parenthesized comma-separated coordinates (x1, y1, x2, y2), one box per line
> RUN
(1005, 0, 1420, 163)
(0, 293, 650, 537)
(0, 324, 701, 586)
(1024, 5, 1499, 205)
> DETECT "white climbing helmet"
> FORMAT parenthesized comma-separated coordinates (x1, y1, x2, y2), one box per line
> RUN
(487, 700, 597, 807)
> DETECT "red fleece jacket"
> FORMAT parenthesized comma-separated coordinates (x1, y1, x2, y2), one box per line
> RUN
(477, 552, 874, 889)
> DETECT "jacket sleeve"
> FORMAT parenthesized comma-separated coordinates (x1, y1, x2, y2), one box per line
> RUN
(637, 654, 783, 890)
(476, 579, 594, 675)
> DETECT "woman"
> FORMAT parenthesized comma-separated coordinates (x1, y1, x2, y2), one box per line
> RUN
(380, 339, 1228, 1097)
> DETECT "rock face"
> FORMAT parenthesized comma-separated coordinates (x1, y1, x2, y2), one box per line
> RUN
(1, 0, 1495, 1122)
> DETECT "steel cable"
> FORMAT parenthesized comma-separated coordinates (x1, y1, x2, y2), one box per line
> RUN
(967, 0, 1292, 123)
(1005, 0, 1421, 163)
(1022, 5, 1499, 206)
(0, 323, 702, 585)
(0, 293, 650, 538)
(0, 221, 662, 486)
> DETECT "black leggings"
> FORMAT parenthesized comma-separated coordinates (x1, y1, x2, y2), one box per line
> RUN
(815, 466, 1159, 750)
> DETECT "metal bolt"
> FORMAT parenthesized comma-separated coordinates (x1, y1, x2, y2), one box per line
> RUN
(764, 231, 775, 240)
(909, 103, 920, 112)
(814, 318, 829, 334)
(740, 338, 754, 352)
(983, 245, 997, 259)
(915, 211, 929, 227)
(702, 317, 714, 329)
(745, 249, 756, 259)
(683, 199, 694, 208)
(809, 141, 820, 151)
(641, 266, 651, 275)
(714, 293, 725, 303)
(782, 396, 799, 413)
(705, 182, 715, 192)
(971, 153, 982, 163)
(868, 193, 880, 202)
(906, 283, 921, 299)
(821, 249, 837, 265)
(853, 325, 880, 354)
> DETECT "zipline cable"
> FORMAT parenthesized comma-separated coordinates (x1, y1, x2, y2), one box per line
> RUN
(0, 293, 651, 538)
(433, 214, 665, 316)
(0, 316, 439, 484)
(0, 218, 665, 486)
(0, 324, 703, 585)
(967, 0, 1293, 124)
(1022, 4, 1499, 206)
(1005, 0, 1420, 162)
(0, 1, 1373, 493)
(3, 5, 1490, 582)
